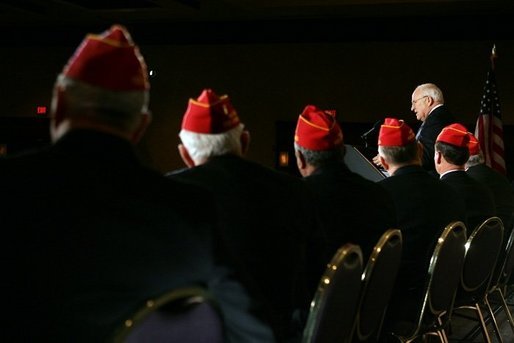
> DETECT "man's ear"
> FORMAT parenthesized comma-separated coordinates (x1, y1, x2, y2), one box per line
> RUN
(295, 149, 307, 172)
(131, 111, 152, 144)
(240, 130, 250, 155)
(379, 155, 390, 171)
(50, 86, 67, 140)
(178, 144, 196, 168)
(434, 150, 442, 165)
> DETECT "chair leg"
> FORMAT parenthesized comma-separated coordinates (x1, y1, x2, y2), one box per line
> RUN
(474, 303, 492, 343)
(423, 331, 444, 343)
(436, 316, 449, 343)
(437, 329, 448, 343)
(391, 333, 410, 343)
(496, 287, 514, 333)
(484, 295, 504, 343)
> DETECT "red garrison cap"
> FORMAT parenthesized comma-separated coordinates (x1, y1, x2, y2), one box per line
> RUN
(294, 105, 343, 150)
(62, 25, 149, 91)
(378, 118, 415, 147)
(468, 132, 480, 156)
(181, 89, 240, 134)
(436, 123, 470, 148)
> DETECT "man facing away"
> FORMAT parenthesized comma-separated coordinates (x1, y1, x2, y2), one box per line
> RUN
(0, 26, 265, 342)
(168, 89, 326, 342)
(293, 105, 396, 260)
(434, 123, 496, 230)
(375, 118, 466, 330)
(466, 133, 514, 235)
(410, 83, 455, 172)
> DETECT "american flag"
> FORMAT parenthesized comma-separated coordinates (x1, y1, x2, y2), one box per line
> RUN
(474, 46, 506, 175)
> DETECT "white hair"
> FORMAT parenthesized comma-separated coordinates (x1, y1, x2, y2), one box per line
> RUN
(53, 74, 149, 131)
(179, 124, 244, 164)
(416, 83, 444, 104)
(465, 152, 484, 168)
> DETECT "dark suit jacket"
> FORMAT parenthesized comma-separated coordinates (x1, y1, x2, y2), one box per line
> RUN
(467, 163, 514, 233)
(304, 161, 396, 260)
(168, 154, 326, 341)
(416, 105, 455, 172)
(440, 170, 496, 230)
(379, 165, 466, 292)
(0, 130, 269, 342)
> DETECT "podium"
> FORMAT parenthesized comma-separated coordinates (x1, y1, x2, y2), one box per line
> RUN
(344, 144, 388, 182)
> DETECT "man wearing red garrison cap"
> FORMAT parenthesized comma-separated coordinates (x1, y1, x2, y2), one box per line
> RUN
(376, 118, 466, 335)
(294, 105, 396, 260)
(435, 123, 495, 229)
(168, 89, 326, 342)
(0, 26, 259, 342)
(466, 133, 514, 234)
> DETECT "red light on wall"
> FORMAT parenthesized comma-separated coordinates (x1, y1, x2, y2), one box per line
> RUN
(37, 106, 47, 115)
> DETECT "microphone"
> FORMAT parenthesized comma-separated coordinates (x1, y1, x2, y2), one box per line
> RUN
(361, 120, 382, 140)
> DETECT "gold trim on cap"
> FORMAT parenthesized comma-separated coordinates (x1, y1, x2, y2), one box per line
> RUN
(85, 34, 134, 48)
(189, 94, 229, 108)
(442, 126, 468, 135)
(299, 115, 335, 131)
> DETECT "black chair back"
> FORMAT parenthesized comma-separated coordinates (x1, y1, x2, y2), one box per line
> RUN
(460, 217, 504, 298)
(452, 217, 504, 342)
(352, 229, 402, 342)
(485, 220, 514, 340)
(492, 226, 514, 290)
(392, 221, 467, 341)
(111, 287, 223, 343)
(426, 222, 467, 318)
(303, 244, 363, 343)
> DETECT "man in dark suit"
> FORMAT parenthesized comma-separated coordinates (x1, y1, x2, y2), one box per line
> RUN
(376, 118, 466, 327)
(466, 133, 514, 235)
(168, 89, 326, 342)
(410, 83, 455, 172)
(435, 123, 496, 230)
(0, 26, 268, 342)
(293, 105, 396, 260)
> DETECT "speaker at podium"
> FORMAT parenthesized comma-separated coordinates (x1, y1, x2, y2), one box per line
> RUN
(344, 144, 388, 182)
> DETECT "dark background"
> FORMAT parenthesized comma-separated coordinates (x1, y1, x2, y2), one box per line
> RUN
(1, 0, 513, 178)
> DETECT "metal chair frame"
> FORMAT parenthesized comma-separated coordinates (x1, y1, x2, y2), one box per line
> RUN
(303, 243, 363, 343)
(393, 221, 468, 343)
(452, 216, 504, 343)
(484, 223, 514, 340)
(351, 229, 403, 342)
(111, 287, 221, 343)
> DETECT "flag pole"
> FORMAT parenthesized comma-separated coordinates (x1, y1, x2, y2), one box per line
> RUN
(490, 44, 497, 71)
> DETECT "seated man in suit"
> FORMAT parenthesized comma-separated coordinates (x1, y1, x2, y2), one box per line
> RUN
(466, 133, 514, 235)
(293, 105, 396, 260)
(375, 118, 466, 329)
(168, 89, 326, 341)
(0, 25, 267, 342)
(434, 123, 496, 230)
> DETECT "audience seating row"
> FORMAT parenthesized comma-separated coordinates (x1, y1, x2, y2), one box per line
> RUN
(304, 216, 514, 343)
(108, 217, 514, 342)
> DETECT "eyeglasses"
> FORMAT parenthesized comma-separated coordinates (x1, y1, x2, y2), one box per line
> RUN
(411, 95, 429, 105)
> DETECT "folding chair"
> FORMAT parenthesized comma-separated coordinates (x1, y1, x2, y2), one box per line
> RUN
(452, 216, 504, 343)
(303, 243, 363, 343)
(485, 225, 514, 340)
(111, 287, 224, 343)
(351, 229, 403, 342)
(391, 221, 467, 342)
